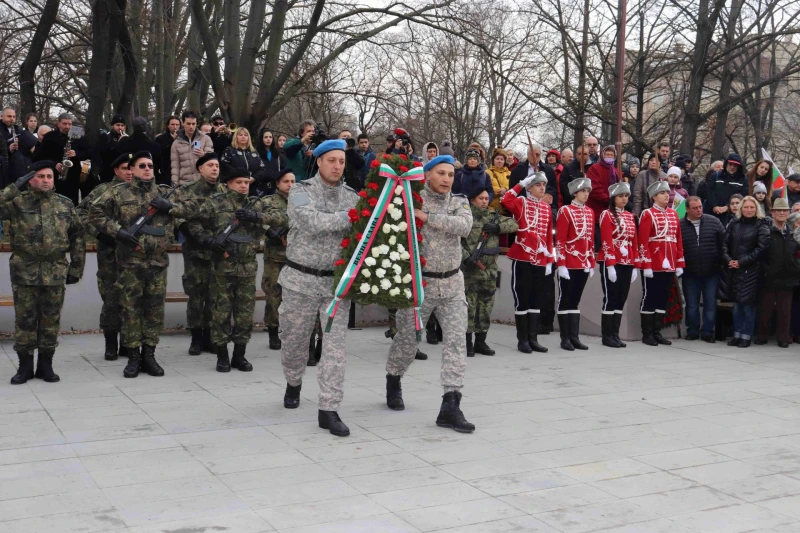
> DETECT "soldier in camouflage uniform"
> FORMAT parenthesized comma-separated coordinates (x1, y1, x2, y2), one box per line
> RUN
(385, 155, 475, 433)
(461, 188, 518, 356)
(188, 168, 287, 372)
(4, 161, 85, 385)
(89, 151, 195, 378)
(279, 140, 357, 437)
(172, 152, 226, 355)
(261, 168, 293, 350)
(76, 153, 132, 361)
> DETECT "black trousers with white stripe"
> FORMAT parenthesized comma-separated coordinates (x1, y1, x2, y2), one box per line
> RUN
(511, 260, 548, 316)
(600, 263, 633, 315)
(640, 271, 674, 314)
(557, 269, 589, 313)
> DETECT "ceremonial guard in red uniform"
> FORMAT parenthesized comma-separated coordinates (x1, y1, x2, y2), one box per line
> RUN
(637, 181, 685, 346)
(502, 171, 554, 353)
(598, 182, 640, 348)
(555, 177, 595, 351)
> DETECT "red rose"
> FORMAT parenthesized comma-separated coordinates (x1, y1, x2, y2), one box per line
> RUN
(413, 161, 422, 168)
(382, 153, 390, 159)
(399, 165, 409, 173)
(361, 209, 371, 217)
(412, 192, 423, 203)
(355, 232, 363, 240)
(367, 182, 379, 190)
(415, 217, 424, 228)
(420, 256, 426, 267)
(370, 159, 380, 168)
(422, 280, 427, 287)
(358, 190, 367, 198)
(341, 238, 350, 248)
(368, 197, 378, 207)
(417, 233, 423, 242)
(399, 154, 408, 160)
(334, 259, 346, 267)
(348, 208, 359, 222)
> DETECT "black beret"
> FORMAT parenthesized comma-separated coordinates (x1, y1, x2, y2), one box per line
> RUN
(112, 153, 132, 169)
(28, 160, 57, 174)
(223, 168, 251, 182)
(195, 152, 219, 170)
(129, 151, 153, 167)
(110, 114, 126, 126)
(276, 167, 295, 181)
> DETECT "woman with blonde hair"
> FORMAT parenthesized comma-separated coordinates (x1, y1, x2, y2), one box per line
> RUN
(221, 127, 268, 195)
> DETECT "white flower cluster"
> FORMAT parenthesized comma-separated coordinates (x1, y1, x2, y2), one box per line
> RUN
(359, 184, 414, 299)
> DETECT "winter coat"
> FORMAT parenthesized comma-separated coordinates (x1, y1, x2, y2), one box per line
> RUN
(773, 188, 800, 209)
(762, 222, 800, 290)
(220, 146, 268, 196)
(453, 164, 494, 203)
(170, 129, 213, 186)
(155, 132, 177, 186)
(679, 214, 724, 278)
(357, 147, 376, 184)
(486, 165, 510, 211)
(343, 148, 365, 191)
(705, 153, 748, 217)
(586, 160, 618, 220)
(117, 133, 163, 185)
(722, 215, 769, 305)
(283, 137, 316, 182)
(681, 172, 697, 197)
(668, 182, 689, 206)
(257, 145, 287, 195)
(0, 125, 36, 185)
(632, 168, 667, 216)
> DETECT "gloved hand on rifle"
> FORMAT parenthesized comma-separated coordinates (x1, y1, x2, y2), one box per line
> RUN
(116, 228, 140, 247)
(235, 208, 261, 223)
(149, 196, 173, 213)
(481, 222, 500, 235)
(203, 236, 226, 255)
(266, 226, 287, 245)
(96, 233, 116, 246)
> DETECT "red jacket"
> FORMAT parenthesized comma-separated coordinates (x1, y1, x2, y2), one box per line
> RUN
(598, 208, 640, 268)
(556, 202, 596, 269)
(637, 205, 685, 272)
(586, 162, 616, 220)
(502, 184, 553, 266)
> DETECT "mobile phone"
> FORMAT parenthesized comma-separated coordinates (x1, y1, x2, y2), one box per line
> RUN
(193, 140, 201, 150)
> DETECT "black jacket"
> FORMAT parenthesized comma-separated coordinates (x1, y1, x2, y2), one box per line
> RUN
(773, 188, 800, 208)
(220, 146, 268, 195)
(722, 216, 769, 305)
(117, 133, 163, 184)
(343, 148, 366, 191)
(257, 144, 287, 193)
(209, 129, 232, 157)
(680, 214, 725, 277)
(681, 173, 697, 197)
(97, 130, 126, 182)
(762, 222, 800, 290)
(705, 154, 748, 216)
(0, 125, 36, 186)
(154, 132, 176, 186)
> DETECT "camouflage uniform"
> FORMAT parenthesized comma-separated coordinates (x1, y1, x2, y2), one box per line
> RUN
(279, 174, 357, 411)
(261, 192, 288, 327)
(89, 178, 193, 348)
(0, 184, 85, 351)
(76, 177, 124, 332)
(386, 185, 473, 392)
(188, 189, 286, 347)
(172, 178, 226, 330)
(461, 205, 517, 333)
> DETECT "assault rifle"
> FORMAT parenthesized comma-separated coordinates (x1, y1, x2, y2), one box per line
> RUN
(127, 186, 176, 238)
(468, 211, 500, 271)
(211, 192, 265, 256)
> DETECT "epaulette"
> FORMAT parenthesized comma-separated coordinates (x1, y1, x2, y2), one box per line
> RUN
(452, 193, 467, 198)
(343, 184, 356, 193)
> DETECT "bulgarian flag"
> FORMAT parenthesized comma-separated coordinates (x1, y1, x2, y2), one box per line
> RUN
(762, 148, 787, 198)
(673, 191, 687, 218)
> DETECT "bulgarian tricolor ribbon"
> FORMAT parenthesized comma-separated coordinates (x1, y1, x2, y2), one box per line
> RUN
(325, 163, 426, 340)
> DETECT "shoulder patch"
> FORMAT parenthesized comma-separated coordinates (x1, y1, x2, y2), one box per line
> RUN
(290, 191, 310, 207)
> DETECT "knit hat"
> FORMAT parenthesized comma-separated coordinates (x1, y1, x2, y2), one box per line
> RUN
(773, 197, 790, 210)
(627, 156, 641, 167)
(132, 116, 148, 134)
(223, 168, 251, 182)
(464, 148, 481, 162)
(609, 182, 631, 197)
(490, 147, 507, 163)
(110, 114, 126, 126)
(312, 139, 346, 158)
(195, 152, 219, 170)
(568, 177, 592, 195)
(753, 181, 768, 195)
(439, 140, 455, 157)
(667, 166, 682, 178)
(546, 149, 561, 161)
(423, 155, 455, 172)
(647, 181, 669, 198)
(468, 142, 485, 161)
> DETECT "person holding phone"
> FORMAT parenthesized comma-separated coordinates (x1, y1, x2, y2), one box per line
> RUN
(170, 110, 213, 186)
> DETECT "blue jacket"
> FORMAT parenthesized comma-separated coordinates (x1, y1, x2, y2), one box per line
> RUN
(453, 164, 494, 202)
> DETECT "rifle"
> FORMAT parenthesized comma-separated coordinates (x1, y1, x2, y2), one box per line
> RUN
(468, 212, 500, 271)
(212, 192, 265, 257)
(127, 186, 177, 239)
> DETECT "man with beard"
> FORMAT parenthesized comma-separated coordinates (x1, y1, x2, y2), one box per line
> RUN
(33, 113, 93, 204)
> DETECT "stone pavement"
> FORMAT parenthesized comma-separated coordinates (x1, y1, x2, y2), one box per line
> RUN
(3, 326, 800, 532)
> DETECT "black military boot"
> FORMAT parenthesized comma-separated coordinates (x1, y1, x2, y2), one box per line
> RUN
(35, 349, 60, 383)
(123, 347, 141, 378)
(188, 328, 203, 356)
(653, 312, 672, 345)
(201, 328, 214, 352)
(10, 351, 34, 385)
(641, 313, 658, 346)
(601, 314, 620, 348)
(318, 410, 350, 437)
(307, 333, 318, 367)
(528, 314, 548, 353)
(466, 333, 475, 357)
(436, 320, 443, 342)
(268, 327, 281, 350)
(436, 391, 475, 433)
(568, 314, 589, 350)
(118, 334, 127, 358)
(284, 383, 301, 409)
(216, 344, 231, 373)
(141, 345, 164, 376)
(515, 315, 533, 353)
(314, 335, 322, 362)
(426, 318, 439, 345)
(473, 333, 495, 356)
(558, 314, 574, 351)
(386, 374, 405, 410)
(612, 313, 627, 348)
(231, 344, 253, 372)
(104, 330, 119, 361)
(415, 349, 428, 360)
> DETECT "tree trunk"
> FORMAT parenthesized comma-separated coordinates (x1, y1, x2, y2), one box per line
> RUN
(19, 0, 60, 115)
(710, 0, 743, 160)
(233, 0, 267, 124)
(116, 1, 138, 118)
(153, 0, 165, 123)
(86, 0, 115, 145)
(573, 0, 590, 149)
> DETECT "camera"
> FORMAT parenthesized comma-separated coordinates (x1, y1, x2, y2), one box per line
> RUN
(312, 123, 329, 146)
(345, 137, 356, 149)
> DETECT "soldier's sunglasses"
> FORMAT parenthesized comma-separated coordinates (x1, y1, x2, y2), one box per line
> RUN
(137, 163, 154, 169)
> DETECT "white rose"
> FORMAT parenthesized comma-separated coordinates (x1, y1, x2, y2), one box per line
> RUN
(389, 210, 402, 221)
(380, 278, 392, 290)
(371, 285, 379, 295)
(394, 185, 403, 195)
(400, 251, 410, 260)
(398, 221, 408, 231)
(392, 264, 402, 274)
(404, 288, 412, 299)
(394, 274, 402, 284)
(389, 251, 400, 261)
(382, 224, 392, 234)
(389, 287, 401, 296)
(389, 236, 397, 246)
(361, 269, 371, 278)
(365, 257, 376, 267)
(359, 283, 371, 294)
(393, 197, 403, 205)
(376, 268, 386, 278)
(397, 243, 406, 253)
(371, 248, 381, 258)
(381, 259, 391, 268)
(403, 273, 411, 284)
(380, 244, 390, 254)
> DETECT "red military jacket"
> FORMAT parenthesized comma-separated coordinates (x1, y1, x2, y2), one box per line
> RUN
(597, 208, 640, 268)
(556, 201, 596, 269)
(501, 184, 554, 266)
(637, 204, 685, 272)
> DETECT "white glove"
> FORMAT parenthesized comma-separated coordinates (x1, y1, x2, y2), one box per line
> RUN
(585, 267, 594, 278)
(545, 263, 552, 276)
(607, 265, 617, 283)
(644, 268, 654, 278)
(620, 246, 628, 257)
(631, 269, 638, 283)
(557, 266, 570, 279)
(520, 176, 535, 189)
(676, 267, 684, 278)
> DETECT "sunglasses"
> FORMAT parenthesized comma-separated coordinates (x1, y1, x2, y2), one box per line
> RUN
(213, 122, 225, 126)
(137, 163, 154, 169)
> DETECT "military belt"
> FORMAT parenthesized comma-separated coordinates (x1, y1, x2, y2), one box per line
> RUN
(12, 251, 65, 262)
(423, 268, 459, 279)
(286, 259, 334, 277)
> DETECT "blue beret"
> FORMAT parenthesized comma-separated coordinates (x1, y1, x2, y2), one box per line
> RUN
(312, 139, 346, 158)
(423, 155, 455, 172)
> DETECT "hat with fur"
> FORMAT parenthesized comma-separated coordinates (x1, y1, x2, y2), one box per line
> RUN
(647, 180, 670, 198)
(568, 177, 592, 195)
(609, 182, 631, 197)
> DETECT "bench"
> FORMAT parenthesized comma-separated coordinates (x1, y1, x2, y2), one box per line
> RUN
(166, 290, 266, 303)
